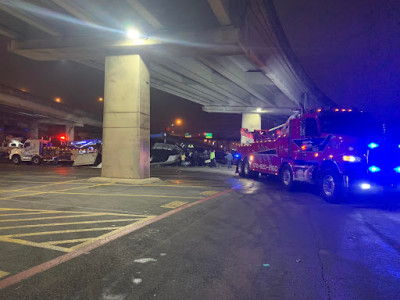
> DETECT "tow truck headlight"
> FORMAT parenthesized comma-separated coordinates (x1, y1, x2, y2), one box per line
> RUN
(360, 183, 371, 190)
(368, 142, 379, 149)
(343, 155, 361, 162)
(394, 166, 400, 173)
(368, 165, 381, 173)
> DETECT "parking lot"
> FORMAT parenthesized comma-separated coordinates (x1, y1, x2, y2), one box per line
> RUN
(0, 162, 236, 283)
(0, 161, 400, 299)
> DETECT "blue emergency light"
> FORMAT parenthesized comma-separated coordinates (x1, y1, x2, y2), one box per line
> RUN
(368, 142, 379, 149)
(368, 166, 381, 173)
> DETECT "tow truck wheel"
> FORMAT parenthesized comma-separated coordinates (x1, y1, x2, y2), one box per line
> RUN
(238, 160, 245, 177)
(320, 169, 343, 203)
(32, 156, 42, 165)
(243, 160, 251, 178)
(11, 155, 21, 165)
(281, 165, 294, 190)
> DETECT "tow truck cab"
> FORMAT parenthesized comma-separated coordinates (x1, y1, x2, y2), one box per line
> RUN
(237, 109, 400, 200)
(9, 139, 74, 165)
(9, 139, 50, 165)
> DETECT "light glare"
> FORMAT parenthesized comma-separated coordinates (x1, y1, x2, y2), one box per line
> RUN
(368, 166, 381, 173)
(126, 28, 141, 40)
(360, 183, 371, 190)
(368, 142, 379, 149)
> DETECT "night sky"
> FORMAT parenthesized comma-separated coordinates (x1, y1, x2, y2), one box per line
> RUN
(273, 0, 400, 123)
(1, 0, 399, 137)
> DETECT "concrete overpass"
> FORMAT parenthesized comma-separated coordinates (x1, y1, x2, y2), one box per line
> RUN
(0, 0, 334, 181)
(0, 84, 102, 140)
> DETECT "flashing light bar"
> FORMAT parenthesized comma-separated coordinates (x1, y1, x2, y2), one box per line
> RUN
(368, 142, 379, 149)
(368, 166, 381, 173)
(394, 166, 400, 174)
(343, 155, 361, 162)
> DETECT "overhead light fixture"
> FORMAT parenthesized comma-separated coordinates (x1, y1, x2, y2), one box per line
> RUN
(256, 108, 262, 112)
(126, 28, 141, 40)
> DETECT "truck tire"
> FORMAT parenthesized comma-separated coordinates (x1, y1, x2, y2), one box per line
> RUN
(32, 156, 42, 165)
(243, 160, 251, 178)
(319, 169, 343, 203)
(12, 155, 21, 165)
(238, 160, 245, 177)
(281, 165, 294, 190)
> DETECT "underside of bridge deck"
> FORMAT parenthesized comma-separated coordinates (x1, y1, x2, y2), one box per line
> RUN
(0, 0, 335, 179)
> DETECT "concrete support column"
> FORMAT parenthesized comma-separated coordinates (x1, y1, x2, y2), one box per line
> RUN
(29, 120, 39, 139)
(102, 55, 150, 179)
(66, 123, 75, 142)
(241, 113, 261, 144)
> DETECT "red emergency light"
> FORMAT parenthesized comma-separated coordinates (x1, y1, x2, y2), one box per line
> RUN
(59, 135, 66, 140)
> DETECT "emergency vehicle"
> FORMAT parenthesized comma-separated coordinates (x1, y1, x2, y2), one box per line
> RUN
(236, 109, 400, 201)
(9, 139, 75, 165)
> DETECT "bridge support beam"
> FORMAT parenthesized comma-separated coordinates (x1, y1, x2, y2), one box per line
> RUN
(241, 113, 261, 144)
(101, 55, 152, 180)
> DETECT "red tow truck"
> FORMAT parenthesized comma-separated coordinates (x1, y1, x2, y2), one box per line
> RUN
(236, 109, 400, 201)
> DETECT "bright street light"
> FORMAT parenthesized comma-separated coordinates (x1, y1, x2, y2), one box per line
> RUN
(175, 118, 182, 126)
(54, 97, 61, 103)
(98, 97, 103, 102)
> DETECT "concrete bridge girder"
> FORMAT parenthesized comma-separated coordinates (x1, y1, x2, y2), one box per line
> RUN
(0, 88, 102, 128)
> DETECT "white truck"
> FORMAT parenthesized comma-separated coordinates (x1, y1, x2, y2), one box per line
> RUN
(0, 138, 23, 158)
(9, 139, 74, 165)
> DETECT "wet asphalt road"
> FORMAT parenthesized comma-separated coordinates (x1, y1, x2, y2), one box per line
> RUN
(0, 161, 399, 299)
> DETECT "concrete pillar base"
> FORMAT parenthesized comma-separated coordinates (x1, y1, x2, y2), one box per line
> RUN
(88, 177, 162, 185)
